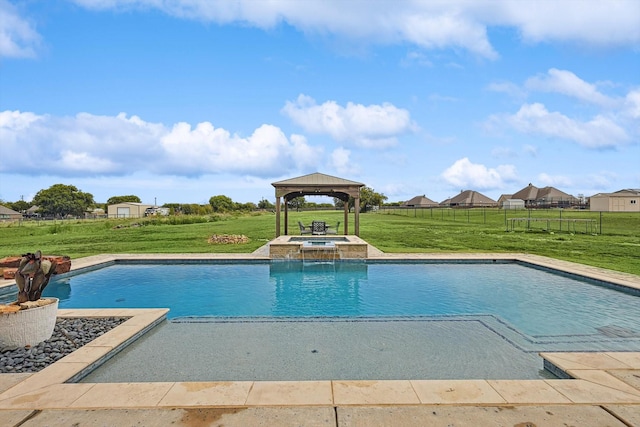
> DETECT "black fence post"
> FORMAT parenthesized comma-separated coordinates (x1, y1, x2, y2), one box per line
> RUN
(600, 211, 603, 235)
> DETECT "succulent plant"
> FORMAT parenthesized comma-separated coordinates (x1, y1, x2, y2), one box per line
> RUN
(14, 251, 57, 303)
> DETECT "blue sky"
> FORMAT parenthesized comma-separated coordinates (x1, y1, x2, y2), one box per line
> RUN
(1, 0, 639, 206)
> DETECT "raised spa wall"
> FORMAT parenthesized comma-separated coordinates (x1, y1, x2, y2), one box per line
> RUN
(269, 235, 369, 260)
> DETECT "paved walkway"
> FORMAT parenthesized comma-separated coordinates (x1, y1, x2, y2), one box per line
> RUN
(2, 244, 640, 426)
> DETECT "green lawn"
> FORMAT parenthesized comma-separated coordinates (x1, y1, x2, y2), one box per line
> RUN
(1, 209, 638, 276)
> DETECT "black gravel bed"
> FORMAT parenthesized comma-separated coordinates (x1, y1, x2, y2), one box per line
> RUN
(0, 317, 129, 374)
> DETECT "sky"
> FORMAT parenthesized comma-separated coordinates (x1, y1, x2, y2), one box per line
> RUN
(1, 0, 639, 206)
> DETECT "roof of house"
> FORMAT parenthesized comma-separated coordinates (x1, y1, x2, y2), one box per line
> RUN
(403, 195, 439, 207)
(0, 205, 22, 215)
(497, 194, 513, 203)
(591, 189, 640, 198)
(511, 183, 576, 201)
(448, 190, 497, 205)
(511, 183, 541, 200)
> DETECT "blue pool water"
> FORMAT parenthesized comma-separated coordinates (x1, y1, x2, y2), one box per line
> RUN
(36, 261, 640, 341)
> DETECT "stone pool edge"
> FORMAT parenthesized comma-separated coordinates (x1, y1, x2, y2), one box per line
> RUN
(0, 252, 638, 418)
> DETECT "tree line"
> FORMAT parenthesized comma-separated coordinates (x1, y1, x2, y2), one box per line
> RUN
(1, 184, 387, 218)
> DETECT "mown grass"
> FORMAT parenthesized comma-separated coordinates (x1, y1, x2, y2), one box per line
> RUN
(1, 209, 638, 276)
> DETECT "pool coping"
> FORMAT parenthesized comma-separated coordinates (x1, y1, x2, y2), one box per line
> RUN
(1, 251, 639, 418)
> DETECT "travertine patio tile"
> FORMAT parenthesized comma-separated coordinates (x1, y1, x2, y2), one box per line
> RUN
(486, 380, 571, 404)
(158, 381, 253, 407)
(57, 309, 109, 317)
(606, 352, 640, 369)
(603, 405, 640, 427)
(545, 379, 640, 404)
(245, 381, 333, 406)
(57, 345, 112, 364)
(58, 308, 165, 318)
(86, 325, 147, 348)
(0, 384, 94, 409)
(606, 369, 640, 391)
(567, 369, 640, 397)
(22, 407, 336, 426)
(0, 409, 36, 425)
(120, 310, 167, 327)
(332, 380, 420, 405)
(0, 362, 87, 399)
(0, 373, 32, 394)
(541, 352, 633, 371)
(69, 382, 174, 408)
(411, 380, 506, 404)
(337, 405, 628, 427)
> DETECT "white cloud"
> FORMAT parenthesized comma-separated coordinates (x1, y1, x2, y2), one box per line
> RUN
(329, 147, 358, 175)
(59, 150, 117, 172)
(625, 89, 640, 119)
(0, 0, 41, 58)
(400, 51, 433, 67)
(441, 157, 517, 189)
(537, 173, 572, 188)
(491, 103, 629, 149)
(525, 69, 617, 107)
(583, 172, 617, 190)
(68, 0, 640, 59)
(0, 110, 320, 178)
(486, 81, 527, 100)
(499, 0, 640, 47)
(282, 94, 416, 148)
(289, 134, 322, 170)
(0, 109, 41, 129)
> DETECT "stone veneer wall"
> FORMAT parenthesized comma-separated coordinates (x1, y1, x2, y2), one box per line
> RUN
(269, 243, 367, 260)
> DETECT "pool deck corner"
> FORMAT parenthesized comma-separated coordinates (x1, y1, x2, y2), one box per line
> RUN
(1, 246, 640, 425)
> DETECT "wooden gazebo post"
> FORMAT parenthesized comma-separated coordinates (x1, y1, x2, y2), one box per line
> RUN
(274, 196, 281, 237)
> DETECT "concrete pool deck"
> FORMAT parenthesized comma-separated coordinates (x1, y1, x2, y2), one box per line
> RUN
(1, 247, 640, 426)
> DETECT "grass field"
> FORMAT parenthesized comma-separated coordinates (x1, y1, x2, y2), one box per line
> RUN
(1, 208, 638, 276)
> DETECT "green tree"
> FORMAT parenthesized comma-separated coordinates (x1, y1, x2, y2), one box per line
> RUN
(33, 184, 95, 218)
(9, 200, 30, 213)
(198, 204, 213, 215)
(335, 196, 357, 211)
(209, 195, 235, 212)
(257, 198, 274, 210)
(287, 196, 306, 212)
(107, 195, 141, 205)
(360, 186, 387, 212)
(163, 203, 181, 214)
(238, 202, 257, 211)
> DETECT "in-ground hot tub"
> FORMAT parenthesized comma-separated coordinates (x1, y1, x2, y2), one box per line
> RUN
(269, 235, 368, 260)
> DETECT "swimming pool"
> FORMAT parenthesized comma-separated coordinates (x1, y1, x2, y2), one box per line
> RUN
(32, 260, 640, 345)
(17, 258, 637, 382)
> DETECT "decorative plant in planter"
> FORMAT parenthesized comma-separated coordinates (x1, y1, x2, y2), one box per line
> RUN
(14, 251, 57, 303)
(0, 251, 59, 350)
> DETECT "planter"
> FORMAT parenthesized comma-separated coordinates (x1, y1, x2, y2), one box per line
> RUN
(0, 298, 58, 350)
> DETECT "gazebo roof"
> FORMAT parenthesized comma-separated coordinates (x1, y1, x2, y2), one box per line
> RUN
(272, 172, 364, 187)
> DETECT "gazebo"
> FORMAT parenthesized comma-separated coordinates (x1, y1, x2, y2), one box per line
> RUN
(272, 172, 365, 237)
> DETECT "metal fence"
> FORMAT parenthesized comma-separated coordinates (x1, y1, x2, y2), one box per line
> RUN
(376, 206, 639, 236)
